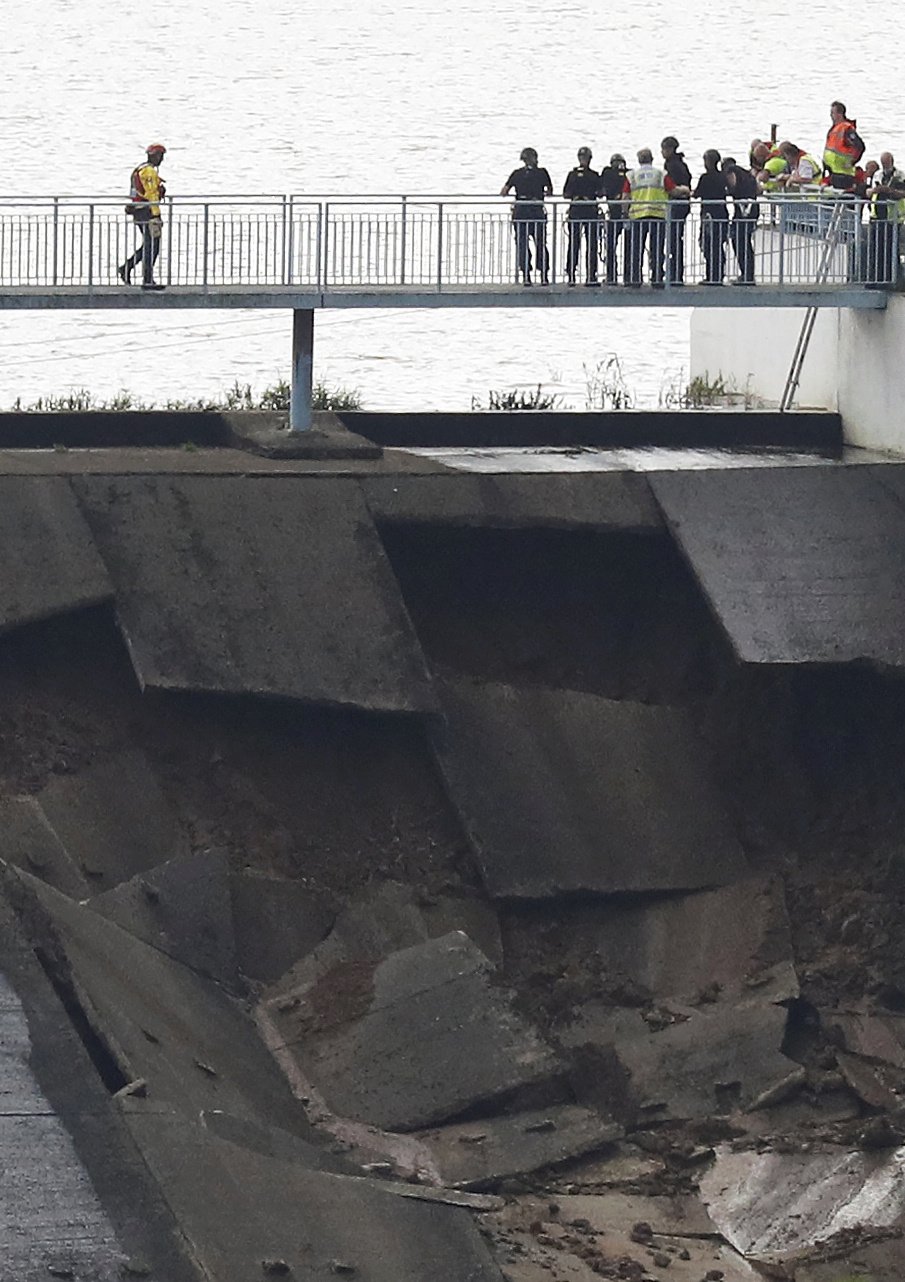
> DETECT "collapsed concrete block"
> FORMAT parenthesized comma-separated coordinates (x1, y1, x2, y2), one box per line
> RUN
(263, 931, 563, 1131)
(700, 1143, 905, 1268)
(823, 1005, 905, 1069)
(267, 880, 502, 1002)
(37, 749, 183, 890)
(229, 871, 336, 984)
(562, 1001, 796, 1122)
(20, 874, 316, 1141)
(73, 475, 436, 713)
(416, 1104, 622, 1188)
(580, 876, 798, 1006)
(124, 1106, 503, 1282)
(0, 795, 88, 900)
(434, 679, 748, 898)
(90, 849, 238, 987)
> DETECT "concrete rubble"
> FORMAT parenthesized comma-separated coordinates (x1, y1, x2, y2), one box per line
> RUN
(415, 1105, 623, 1190)
(89, 847, 239, 987)
(6, 454, 905, 1279)
(262, 930, 565, 1131)
(700, 1143, 905, 1270)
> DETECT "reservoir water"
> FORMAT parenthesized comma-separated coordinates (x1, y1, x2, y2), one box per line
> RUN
(1, 0, 902, 409)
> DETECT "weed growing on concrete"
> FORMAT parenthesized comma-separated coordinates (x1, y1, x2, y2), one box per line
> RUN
(10, 379, 364, 413)
(471, 384, 564, 411)
(583, 355, 634, 410)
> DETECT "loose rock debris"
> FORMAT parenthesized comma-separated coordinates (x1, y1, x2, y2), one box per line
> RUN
(4, 589, 905, 1281)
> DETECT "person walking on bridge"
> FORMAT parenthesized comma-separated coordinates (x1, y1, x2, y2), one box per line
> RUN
(119, 144, 167, 290)
(823, 101, 865, 192)
(625, 148, 667, 286)
(563, 147, 601, 285)
(500, 148, 552, 286)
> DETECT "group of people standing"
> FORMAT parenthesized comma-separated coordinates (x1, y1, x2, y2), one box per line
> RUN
(499, 103, 904, 288)
(500, 139, 761, 287)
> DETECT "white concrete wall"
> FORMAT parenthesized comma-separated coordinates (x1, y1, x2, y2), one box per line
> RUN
(690, 295, 905, 454)
(690, 308, 840, 411)
(836, 298, 905, 453)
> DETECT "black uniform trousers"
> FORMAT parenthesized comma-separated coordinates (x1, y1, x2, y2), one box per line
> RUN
(700, 215, 728, 284)
(625, 217, 665, 285)
(604, 216, 625, 283)
(730, 214, 758, 283)
(567, 211, 600, 281)
(513, 212, 548, 282)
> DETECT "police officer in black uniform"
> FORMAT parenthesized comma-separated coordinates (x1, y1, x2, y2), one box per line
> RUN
(661, 136, 692, 285)
(563, 147, 601, 285)
(599, 153, 628, 284)
(500, 147, 552, 285)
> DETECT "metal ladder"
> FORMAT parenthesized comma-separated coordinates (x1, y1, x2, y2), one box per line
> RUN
(780, 201, 847, 412)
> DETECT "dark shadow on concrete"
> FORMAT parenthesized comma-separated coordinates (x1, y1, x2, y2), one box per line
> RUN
(342, 410, 843, 451)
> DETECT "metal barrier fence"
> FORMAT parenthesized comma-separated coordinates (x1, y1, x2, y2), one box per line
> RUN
(0, 195, 897, 290)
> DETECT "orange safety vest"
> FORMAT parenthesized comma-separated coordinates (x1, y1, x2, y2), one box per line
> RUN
(823, 120, 863, 178)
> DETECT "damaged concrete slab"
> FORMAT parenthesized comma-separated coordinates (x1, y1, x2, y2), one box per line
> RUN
(263, 931, 563, 1131)
(229, 870, 336, 984)
(562, 1001, 796, 1123)
(415, 1105, 622, 1189)
(36, 749, 183, 890)
(124, 1105, 504, 1282)
(267, 879, 503, 1001)
(699, 1143, 905, 1269)
(823, 1005, 905, 1068)
(73, 474, 436, 712)
(434, 679, 747, 897)
(0, 795, 88, 900)
(651, 466, 905, 667)
(0, 886, 198, 1282)
(0, 964, 131, 1282)
(90, 848, 238, 987)
(0, 476, 111, 635)
(362, 471, 661, 531)
(589, 876, 798, 1005)
(19, 873, 322, 1141)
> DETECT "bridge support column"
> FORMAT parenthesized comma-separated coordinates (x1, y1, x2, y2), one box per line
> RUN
(290, 309, 314, 432)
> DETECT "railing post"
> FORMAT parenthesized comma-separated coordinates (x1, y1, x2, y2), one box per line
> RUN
(165, 196, 174, 286)
(777, 200, 785, 286)
(286, 195, 295, 286)
(87, 203, 94, 288)
(551, 201, 558, 284)
(290, 309, 314, 432)
(52, 196, 60, 286)
(400, 195, 407, 286)
(202, 202, 210, 286)
(436, 201, 444, 292)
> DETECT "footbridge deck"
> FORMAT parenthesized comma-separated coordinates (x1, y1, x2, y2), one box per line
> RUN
(0, 194, 895, 423)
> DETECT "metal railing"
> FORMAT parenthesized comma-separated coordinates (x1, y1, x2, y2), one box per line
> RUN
(0, 195, 897, 291)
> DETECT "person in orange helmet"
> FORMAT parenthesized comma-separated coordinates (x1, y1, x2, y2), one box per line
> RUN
(119, 143, 167, 290)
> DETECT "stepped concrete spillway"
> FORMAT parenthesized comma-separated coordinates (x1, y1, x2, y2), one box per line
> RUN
(1, 413, 905, 1281)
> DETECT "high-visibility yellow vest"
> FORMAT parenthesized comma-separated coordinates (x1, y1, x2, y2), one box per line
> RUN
(870, 171, 905, 223)
(627, 165, 667, 219)
(131, 163, 164, 216)
(760, 155, 788, 191)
